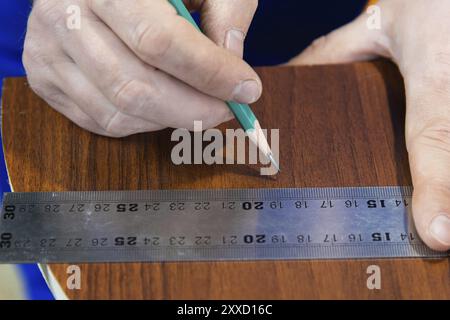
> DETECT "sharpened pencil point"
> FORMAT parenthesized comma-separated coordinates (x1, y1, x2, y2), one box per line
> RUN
(268, 153, 280, 173)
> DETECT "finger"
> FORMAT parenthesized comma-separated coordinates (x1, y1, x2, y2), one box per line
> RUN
(288, 14, 390, 66)
(23, 36, 112, 136)
(88, 0, 262, 104)
(195, 0, 258, 57)
(27, 76, 112, 136)
(146, 69, 235, 130)
(405, 77, 450, 251)
(60, 17, 232, 130)
(51, 60, 166, 137)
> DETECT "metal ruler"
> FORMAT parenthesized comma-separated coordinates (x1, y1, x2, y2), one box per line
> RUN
(0, 187, 447, 263)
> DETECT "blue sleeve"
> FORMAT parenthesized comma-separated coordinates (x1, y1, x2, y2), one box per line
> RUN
(0, 0, 31, 78)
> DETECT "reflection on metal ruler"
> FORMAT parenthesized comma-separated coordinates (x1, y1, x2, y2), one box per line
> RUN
(0, 187, 448, 263)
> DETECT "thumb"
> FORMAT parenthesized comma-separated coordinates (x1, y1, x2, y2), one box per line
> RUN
(188, 0, 258, 57)
(289, 11, 389, 66)
(405, 78, 450, 252)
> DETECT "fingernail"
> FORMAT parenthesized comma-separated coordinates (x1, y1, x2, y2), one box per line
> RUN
(225, 29, 245, 57)
(232, 80, 261, 104)
(429, 214, 450, 246)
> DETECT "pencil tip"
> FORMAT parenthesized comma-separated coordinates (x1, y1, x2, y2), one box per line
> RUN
(268, 153, 280, 173)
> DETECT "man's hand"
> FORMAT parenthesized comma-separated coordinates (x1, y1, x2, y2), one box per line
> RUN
(289, 0, 450, 251)
(23, 0, 261, 136)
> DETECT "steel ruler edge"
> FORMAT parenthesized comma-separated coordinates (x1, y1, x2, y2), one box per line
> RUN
(0, 186, 448, 263)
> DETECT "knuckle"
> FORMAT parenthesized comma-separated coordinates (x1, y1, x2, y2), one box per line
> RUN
(102, 111, 122, 137)
(29, 80, 66, 109)
(32, 0, 65, 28)
(112, 79, 159, 116)
(87, 0, 107, 10)
(132, 19, 173, 61)
(88, 49, 122, 81)
(26, 71, 54, 99)
(88, 0, 120, 13)
(194, 51, 225, 91)
(103, 112, 144, 138)
(104, 118, 128, 138)
(112, 80, 138, 114)
(27, 78, 51, 99)
(22, 38, 50, 69)
(203, 65, 225, 92)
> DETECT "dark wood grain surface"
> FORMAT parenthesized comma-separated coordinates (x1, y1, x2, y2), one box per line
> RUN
(2, 61, 449, 299)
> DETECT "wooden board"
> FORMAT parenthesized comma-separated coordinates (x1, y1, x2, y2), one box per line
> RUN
(2, 61, 449, 299)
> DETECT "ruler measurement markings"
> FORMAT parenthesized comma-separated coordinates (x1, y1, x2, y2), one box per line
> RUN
(0, 187, 446, 263)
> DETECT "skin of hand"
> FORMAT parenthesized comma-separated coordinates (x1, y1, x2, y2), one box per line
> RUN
(290, 0, 450, 251)
(23, 0, 261, 136)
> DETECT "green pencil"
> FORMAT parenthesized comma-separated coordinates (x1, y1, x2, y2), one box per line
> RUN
(168, 0, 280, 172)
